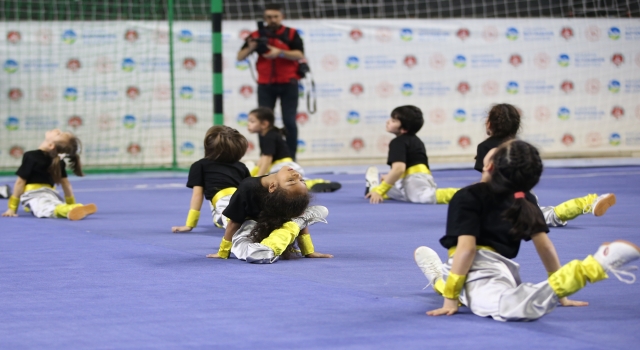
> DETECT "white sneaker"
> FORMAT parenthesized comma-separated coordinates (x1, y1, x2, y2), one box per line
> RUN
(0, 185, 10, 199)
(414, 246, 443, 287)
(365, 166, 379, 196)
(593, 240, 640, 284)
(590, 193, 616, 217)
(291, 205, 329, 230)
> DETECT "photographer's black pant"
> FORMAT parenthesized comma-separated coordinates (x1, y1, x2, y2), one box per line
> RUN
(257, 82, 299, 160)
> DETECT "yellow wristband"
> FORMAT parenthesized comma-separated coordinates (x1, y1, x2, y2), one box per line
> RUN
(442, 272, 467, 300)
(185, 209, 200, 228)
(217, 237, 232, 259)
(250, 166, 260, 177)
(298, 234, 315, 256)
(65, 196, 76, 204)
(371, 181, 393, 196)
(8, 196, 20, 210)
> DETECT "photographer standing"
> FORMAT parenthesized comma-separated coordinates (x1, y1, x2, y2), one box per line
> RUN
(237, 3, 304, 160)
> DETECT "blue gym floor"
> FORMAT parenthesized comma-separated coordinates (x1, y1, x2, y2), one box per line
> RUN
(2, 166, 640, 349)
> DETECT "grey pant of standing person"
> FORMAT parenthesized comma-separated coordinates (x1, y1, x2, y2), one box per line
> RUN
(258, 82, 299, 160)
(442, 249, 559, 322)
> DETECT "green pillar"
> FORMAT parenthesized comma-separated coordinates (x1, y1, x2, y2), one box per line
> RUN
(212, 0, 224, 125)
(168, 0, 178, 168)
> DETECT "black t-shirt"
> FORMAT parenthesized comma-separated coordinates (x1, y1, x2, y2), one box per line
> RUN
(440, 182, 549, 259)
(16, 150, 67, 186)
(186, 159, 250, 200)
(474, 136, 510, 172)
(241, 27, 304, 52)
(222, 176, 267, 223)
(387, 134, 430, 168)
(259, 128, 291, 161)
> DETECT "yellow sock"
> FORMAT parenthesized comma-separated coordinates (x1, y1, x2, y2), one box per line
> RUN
(54, 203, 83, 218)
(260, 222, 301, 256)
(305, 178, 327, 190)
(548, 255, 608, 298)
(553, 194, 598, 221)
(436, 188, 458, 204)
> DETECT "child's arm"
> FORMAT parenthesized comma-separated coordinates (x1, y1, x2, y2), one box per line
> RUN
(207, 219, 243, 258)
(2, 176, 26, 217)
(427, 235, 477, 316)
(59, 178, 77, 204)
(172, 186, 204, 233)
(531, 232, 588, 307)
(256, 155, 273, 176)
(366, 161, 406, 204)
(298, 227, 333, 258)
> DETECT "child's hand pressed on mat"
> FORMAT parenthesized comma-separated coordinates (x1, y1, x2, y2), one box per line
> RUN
(2, 209, 17, 217)
(559, 297, 589, 307)
(427, 298, 459, 316)
(305, 252, 333, 258)
(365, 191, 384, 204)
(206, 253, 223, 259)
(172, 225, 193, 233)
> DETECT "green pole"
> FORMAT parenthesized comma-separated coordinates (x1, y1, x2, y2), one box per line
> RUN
(212, 0, 224, 125)
(168, 0, 178, 169)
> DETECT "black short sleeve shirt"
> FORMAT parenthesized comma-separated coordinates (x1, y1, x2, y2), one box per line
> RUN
(474, 136, 510, 172)
(222, 176, 266, 223)
(16, 150, 67, 186)
(259, 128, 291, 161)
(387, 134, 429, 168)
(186, 159, 250, 200)
(440, 182, 549, 259)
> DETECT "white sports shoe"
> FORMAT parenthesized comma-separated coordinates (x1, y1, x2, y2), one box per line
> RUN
(365, 166, 379, 196)
(593, 240, 640, 284)
(291, 206, 329, 230)
(414, 246, 443, 287)
(0, 185, 10, 199)
(590, 193, 616, 217)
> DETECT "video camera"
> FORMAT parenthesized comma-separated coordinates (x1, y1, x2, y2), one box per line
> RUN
(254, 21, 270, 54)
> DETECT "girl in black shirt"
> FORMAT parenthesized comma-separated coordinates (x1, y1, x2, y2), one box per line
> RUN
(415, 140, 639, 321)
(2, 128, 96, 220)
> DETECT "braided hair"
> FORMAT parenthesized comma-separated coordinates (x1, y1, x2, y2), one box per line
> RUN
(486, 103, 521, 139)
(487, 140, 545, 240)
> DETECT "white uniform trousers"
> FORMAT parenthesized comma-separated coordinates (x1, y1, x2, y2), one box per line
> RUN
(208, 194, 232, 229)
(443, 249, 559, 322)
(387, 173, 438, 204)
(540, 206, 567, 227)
(20, 188, 64, 218)
(230, 220, 279, 264)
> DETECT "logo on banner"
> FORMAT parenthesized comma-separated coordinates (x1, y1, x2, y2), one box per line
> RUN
(36, 29, 52, 45)
(127, 143, 141, 155)
(347, 110, 360, 124)
(346, 56, 359, 69)
(612, 53, 624, 67)
(557, 54, 570, 67)
(375, 27, 392, 42)
(560, 27, 574, 40)
(453, 109, 466, 122)
(506, 81, 519, 94)
(298, 84, 304, 98)
(429, 53, 446, 70)
(63, 87, 78, 101)
(350, 29, 363, 41)
(180, 142, 195, 156)
(506, 27, 519, 41)
(482, 26, 499, 42)
(154, 85, 171, 100)
(321, 55, 339, 71)
(62, 29, 77, 44)
(509, 54, 522, 67)
(4, 59, 18, 73)
(180, 86, 194, 99)
(123, 115, 136, 129)
(585, 79, 601, 95)
(612, 106, 624, 119)
(375, 82, 394, 98)
(400, 28, 413, 41)
(246, 141, 255, 154)
(404, 55, 417, 68)
(125, 29, 139, 42)
(183, 57, 196, 70)
(178, 29, 194, 43)
(322, 110, 340, 126)
(453, 55, 466, 68)
(296, 112, 309, 125)
(66, 58, 81, 72)
(560, 80, 574, 93)
(37, 87, 56, 101)
(10, 146, 24, 159)
(5, 117, 19, 131)
(608, 27, 621, 40)
(457, 82, 470, 95)
(429, 109, 446, 124)
(236, 113, 248, 126)
(183, 113, 198, 126)
(351, 138, 365, 151)
(239, 29, 251, 40)
(126, 86, 140, 100)
(585, 25, 601, 42)
(608, 80, 621, 93)
(586, 132, 603, 147)
(95, 57, 114, 73)
(122, 58, 135, 72)
(350, 83, 364, 96)
(562, 133, 575, 146)
(609, 133, 621, 146)
(558, 107, 571, 120)
(533, 52, 551, 69)
(457, 136, 471, 148)
(400, 83, 414, 96)
(456, 28, 470, 41)
(535, 106, 551, 122)
(296, 140, 306, 154)
(8, 88, 23, 101)
(482, 80, 499, 96)
(7, 31, 21, 44)
(68, 116, 83, 129)
(239, 85, 253, 98)
(235, 59, 249, 71)
(154, 29, 169, 44)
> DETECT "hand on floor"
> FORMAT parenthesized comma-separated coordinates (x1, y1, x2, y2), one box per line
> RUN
(206, 253, 222, 259)
(2, 209, 17, 217)
(172, 225, 193, 233)
(559, 297, 588, 307)
(305, 252, 334, 258)
(365, 192, 384, 204)
(427, 298, 459, 316)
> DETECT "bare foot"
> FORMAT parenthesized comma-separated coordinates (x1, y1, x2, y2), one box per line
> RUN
(305, 252, 333, 258)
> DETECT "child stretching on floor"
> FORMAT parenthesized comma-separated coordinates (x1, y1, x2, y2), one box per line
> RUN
(172, 126, 250, 232)
(1, 128, 96, 220)
(246, 107, 341, 193)
(475, 103, 616, 227)
(207, 166, 333, 263)
(365, 105, 457, 204)
(414, 140, 639, 321)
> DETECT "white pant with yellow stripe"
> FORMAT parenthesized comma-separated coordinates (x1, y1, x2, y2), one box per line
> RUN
(387, 173, 439, 204)
(208, 195, 232, 229)
(230, 220, 279, 264)
(20, 187, 65, 218)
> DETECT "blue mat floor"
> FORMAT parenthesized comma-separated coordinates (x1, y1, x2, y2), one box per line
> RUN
(1, 167, 640, 349)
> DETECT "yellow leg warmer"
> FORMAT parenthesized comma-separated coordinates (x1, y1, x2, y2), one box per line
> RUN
(436, 188, 458, 204)
(553, 194, 598, 221)
(548, 255, 608, 298)
(260, 221, 301, 256)
(54, 203, 83, 219)
(297, 233, 315, 255)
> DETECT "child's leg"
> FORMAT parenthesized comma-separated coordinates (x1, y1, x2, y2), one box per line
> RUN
(539, 206, 568, 227)
(551, 194, 616, 223)
(230, 220, 279, 264)
(21, 188, 65, 218)
(398, 173, 458, 204)
(210, 195, 232, 229)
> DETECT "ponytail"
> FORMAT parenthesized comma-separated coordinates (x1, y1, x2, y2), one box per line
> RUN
(503, 192, 547, 240)
(48, 155, 63, 184)
(47, 132, 84, 184)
